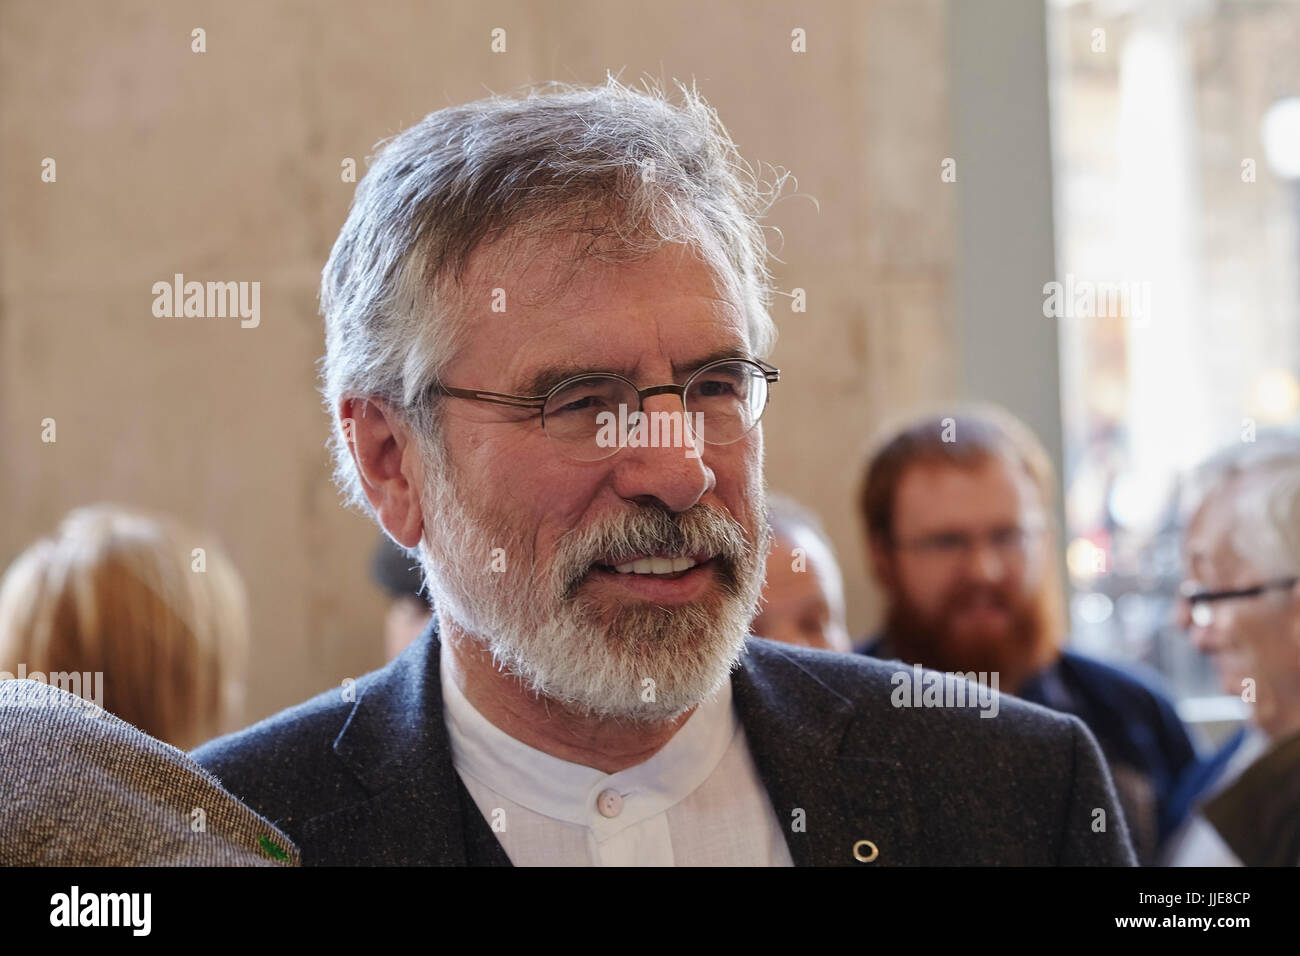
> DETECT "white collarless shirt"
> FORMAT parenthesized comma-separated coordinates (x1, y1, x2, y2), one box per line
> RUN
(439, 643, 794, 867)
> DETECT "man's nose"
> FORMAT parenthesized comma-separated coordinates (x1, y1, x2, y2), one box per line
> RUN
(609, 394, 715, 513)
(1187, 624, 1214, 654)
(1186, 614, 1222, 654)
(967, 539, 1007, 583)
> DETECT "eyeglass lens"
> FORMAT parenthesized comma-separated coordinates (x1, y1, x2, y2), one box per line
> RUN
(541, 361, 768, 460)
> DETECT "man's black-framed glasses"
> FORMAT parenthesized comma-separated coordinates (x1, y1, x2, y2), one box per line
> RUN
(1179, 576, 1300, 627)
(427, 357, 780, 462)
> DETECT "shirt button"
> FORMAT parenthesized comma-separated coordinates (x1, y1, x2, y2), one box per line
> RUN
(596, 788, 623, 818)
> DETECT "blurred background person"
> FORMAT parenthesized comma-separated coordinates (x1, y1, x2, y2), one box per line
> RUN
(0, 505, 250, 752)
(751, 494, 853, 653)
(1165, 438, 1300, 866)
(371, 535, 434, 662)
(857, 406, 1197, 864)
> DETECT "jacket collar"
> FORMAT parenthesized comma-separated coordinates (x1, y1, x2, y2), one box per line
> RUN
(731, 638, 918, 866)
(321, 619, 909, 866)
(332, 619, 446, 795)
(294, 618, 507, 865)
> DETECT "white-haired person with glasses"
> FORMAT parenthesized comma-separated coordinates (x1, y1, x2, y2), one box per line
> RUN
(1165, 432, 1300, 866)
(192, 77, 1133, 866)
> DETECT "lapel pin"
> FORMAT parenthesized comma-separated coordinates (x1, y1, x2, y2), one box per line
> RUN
(852, 839, 879, 863)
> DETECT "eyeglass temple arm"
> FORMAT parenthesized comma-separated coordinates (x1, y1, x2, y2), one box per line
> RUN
(427, 383, 546, 410)
(1182, 575, 1300, 602)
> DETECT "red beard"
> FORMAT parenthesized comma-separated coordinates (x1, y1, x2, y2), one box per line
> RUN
(883, 581, 1055, 692)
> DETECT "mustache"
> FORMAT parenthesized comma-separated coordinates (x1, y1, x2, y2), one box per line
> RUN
(553, 504, 759, 600)
(942, 583, 1016, 613)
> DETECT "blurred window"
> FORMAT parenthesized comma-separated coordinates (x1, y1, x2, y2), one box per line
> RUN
(1048, 0, 1300, 742)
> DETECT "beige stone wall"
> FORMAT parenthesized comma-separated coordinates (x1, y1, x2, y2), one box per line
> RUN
(0, 0, 956, 725)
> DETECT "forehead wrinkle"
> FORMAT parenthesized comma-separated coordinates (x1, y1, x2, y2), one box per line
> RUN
(514, 342, 753, 397)
(478, 246, 750, 394)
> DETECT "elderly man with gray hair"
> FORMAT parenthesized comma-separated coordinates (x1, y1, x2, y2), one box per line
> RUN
(192, 77, 1133, 866)
(1166, 431, 1300, 866)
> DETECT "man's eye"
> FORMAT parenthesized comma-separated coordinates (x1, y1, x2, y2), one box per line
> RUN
(697, 379, 737, 397)
(547, 378, 626, 417)
(551, 391, 615, 415)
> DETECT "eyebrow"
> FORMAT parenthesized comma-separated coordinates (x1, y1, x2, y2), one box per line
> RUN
(515, 347, 754, 397)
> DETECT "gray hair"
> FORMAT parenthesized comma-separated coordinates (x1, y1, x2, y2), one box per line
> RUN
(1185, 426, 1300, 573)
(1182, 425, 1300, 522)
(319, 75, 790, 515)
(1229, 459, 1300, 577)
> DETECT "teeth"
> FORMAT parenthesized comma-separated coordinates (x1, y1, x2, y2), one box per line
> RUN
(613, 556, 699, 575)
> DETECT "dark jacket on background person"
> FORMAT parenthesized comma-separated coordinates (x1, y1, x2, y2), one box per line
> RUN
(861, 635, 1197, 864)
(1201, 729, 1300, 866)
(193, 621, 1137, 866)
(1164, 726, 1300, 866)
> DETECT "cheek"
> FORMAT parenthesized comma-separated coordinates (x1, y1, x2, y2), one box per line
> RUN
(707, 441, 761, 517)
(452, 416, 528, 474)
(528, 486, 609, 566)
(1201, 619, 1240, 655)
(1018, 536, 1050, 584)
(1012, 560, 1040, 596)
(730, 428, 763, 476)
(897, 560, 950, 608)
(1240, 609, 1291, 664)
(450, 416, 589, 506)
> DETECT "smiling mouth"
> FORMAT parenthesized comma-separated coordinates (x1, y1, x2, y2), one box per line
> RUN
(591, 554, 717, 580)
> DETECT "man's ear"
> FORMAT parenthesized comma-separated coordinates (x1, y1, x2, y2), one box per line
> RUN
(339, 396, 426, 549)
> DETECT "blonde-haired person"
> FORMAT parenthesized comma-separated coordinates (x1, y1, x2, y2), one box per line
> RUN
(0, 505, 249, 751)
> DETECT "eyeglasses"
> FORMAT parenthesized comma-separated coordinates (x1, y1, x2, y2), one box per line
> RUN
(892, 525, 1042, 564)
(1179, 576, 1299, 627)
(427, 357, 780, 462)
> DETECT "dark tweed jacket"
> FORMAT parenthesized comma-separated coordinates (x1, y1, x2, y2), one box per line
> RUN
(192, 621, 1136, 866)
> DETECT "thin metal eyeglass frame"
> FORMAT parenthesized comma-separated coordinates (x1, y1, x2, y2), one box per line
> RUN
(425, 357, 780, 446)
(1179, 576, 1300, 606)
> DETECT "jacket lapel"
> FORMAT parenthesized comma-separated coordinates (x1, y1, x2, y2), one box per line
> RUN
(731, 638, 919, 866)
(298, 619, 511, 866)
(308, 625, 908, 866)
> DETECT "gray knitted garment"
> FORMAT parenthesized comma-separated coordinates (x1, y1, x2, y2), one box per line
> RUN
(0, 680, 300, 866)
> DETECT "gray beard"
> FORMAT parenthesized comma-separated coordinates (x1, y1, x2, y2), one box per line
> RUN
(417, 456, 769, 722)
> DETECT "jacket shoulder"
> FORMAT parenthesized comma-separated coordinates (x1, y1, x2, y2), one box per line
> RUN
(738, 638, 1136, 864)
(190, 671, 382, 829)
(745, 637, 1081, 736)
